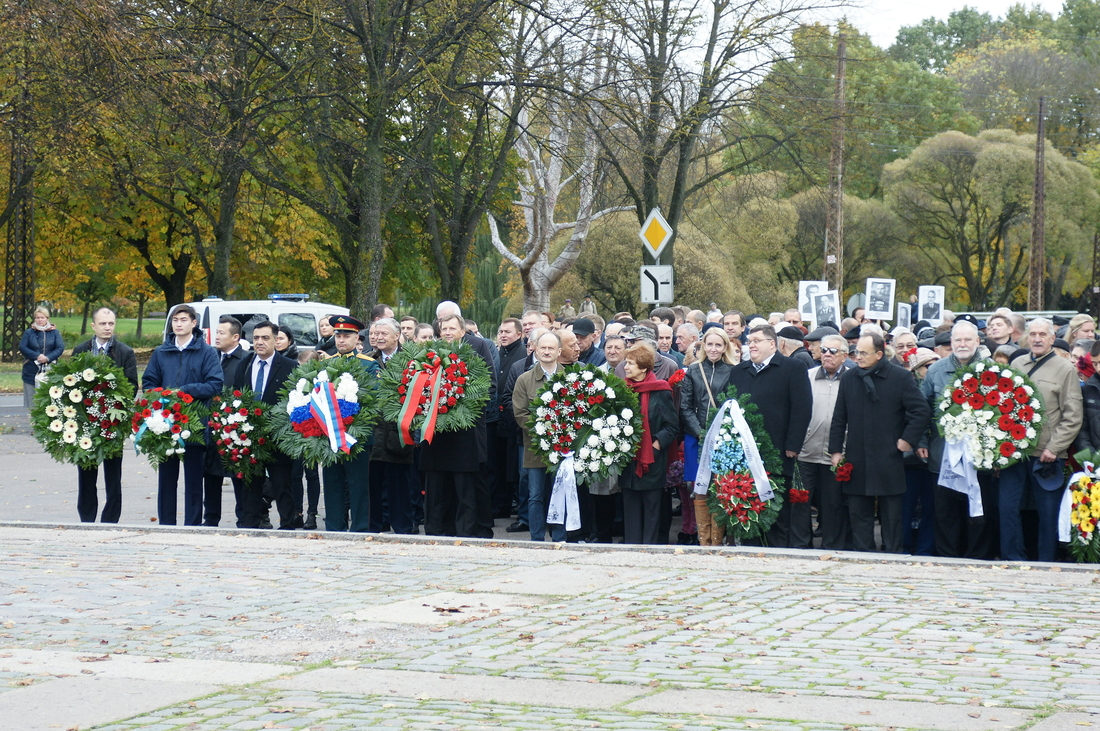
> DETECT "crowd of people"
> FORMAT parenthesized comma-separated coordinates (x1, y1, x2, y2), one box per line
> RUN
(24, 296, 1100, 561)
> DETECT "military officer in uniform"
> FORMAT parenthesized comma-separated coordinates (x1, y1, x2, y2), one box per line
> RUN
(322, 315, 379, 532)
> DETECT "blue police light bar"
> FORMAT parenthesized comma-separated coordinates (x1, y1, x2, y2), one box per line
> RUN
(268, 293, 310, 302)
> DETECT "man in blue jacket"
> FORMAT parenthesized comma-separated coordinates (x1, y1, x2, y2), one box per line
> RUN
(142, 304, 223, 526)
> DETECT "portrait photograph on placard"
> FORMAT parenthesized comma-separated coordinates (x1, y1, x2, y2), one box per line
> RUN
(799, 280, 828, 319)
(918, 285, 945, 325)
(896, 302, 911, 330)
(813, 291, 841, 330)
(865, 278, 896, 320)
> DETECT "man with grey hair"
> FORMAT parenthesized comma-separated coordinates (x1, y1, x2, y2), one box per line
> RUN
(656, 323, 684, 366)
(919, 320, 995, 558)
(614, 324, 678, 381)
(675, 323, 700, 358)
(367, 318, 416, 534)
(1002, 318, 1082, 561)
(798, 333, 851, 549)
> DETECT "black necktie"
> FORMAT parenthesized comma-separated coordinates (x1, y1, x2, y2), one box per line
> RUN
(255, 360, 266, 394)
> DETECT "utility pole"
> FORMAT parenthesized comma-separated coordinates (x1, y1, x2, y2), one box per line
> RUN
(1028, 96, 1046, 311)
(823, 32, 846, 295)
(1091, 232, 1100, 320)
(2, 0, 35, 362)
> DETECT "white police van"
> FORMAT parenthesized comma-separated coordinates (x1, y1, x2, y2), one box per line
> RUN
(164, 294, 350, 350)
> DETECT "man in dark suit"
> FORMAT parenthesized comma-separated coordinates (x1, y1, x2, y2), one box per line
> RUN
(71, 307, 138, 523)
(203, 315, 250, 526)
(829, 332, 930, 553)
(728, 324, 814, 547)
(420, 311, 497, 538)
(366, 318, 416, 534)
(231, 320, 299, 529)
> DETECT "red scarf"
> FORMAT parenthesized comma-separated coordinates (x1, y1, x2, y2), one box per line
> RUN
(627, 371, 673, 477)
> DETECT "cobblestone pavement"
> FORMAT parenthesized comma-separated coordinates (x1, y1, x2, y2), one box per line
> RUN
(0, 526, 1099, 730)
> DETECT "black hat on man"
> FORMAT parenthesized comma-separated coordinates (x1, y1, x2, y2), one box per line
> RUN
(571, 317, 596, 336)
(329, 314, 366, 333)
(805, 326, 840, 342)
(777, 326, 804, 342)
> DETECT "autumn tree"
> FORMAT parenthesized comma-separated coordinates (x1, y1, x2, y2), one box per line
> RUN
(882, 129, 1099, 309)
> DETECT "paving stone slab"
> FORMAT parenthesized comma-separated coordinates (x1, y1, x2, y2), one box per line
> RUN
(0, 648, 293, 684)
(345, 591, 542, 625)
(625, 688, 1028, 730)
(1029, 712, 1100, 730)
(0, 675, 217, 731)
(270, 667, 650, 708)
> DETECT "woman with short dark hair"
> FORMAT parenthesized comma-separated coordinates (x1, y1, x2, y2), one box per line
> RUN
(620, 343, 678, 544)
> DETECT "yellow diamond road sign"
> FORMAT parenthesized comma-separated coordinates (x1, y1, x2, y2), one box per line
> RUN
(639, 208, 672, 260)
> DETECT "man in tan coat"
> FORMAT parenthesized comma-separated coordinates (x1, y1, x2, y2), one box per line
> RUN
(1002, 318, 1082, 561)
(513, 331, 566, 542)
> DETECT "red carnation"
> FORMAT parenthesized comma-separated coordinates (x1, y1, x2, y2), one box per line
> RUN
(789, 488, 810, 504)
(239, 408, 248, 416)
(171, 425, 181, 434)
(83, 398, 93, 406)
(180, 415, 189, 424)
(253, 408, 263, 416)
(181, 393, 193, 404)
(439, 406, 449, 414)
(233, 390, 242, 397)
(999, 441, 1015, 457)
(257, 437, 266, 445)
(836, 463, 853, 481)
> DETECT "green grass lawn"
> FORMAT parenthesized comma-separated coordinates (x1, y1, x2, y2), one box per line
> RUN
(1, 316, 165, 392)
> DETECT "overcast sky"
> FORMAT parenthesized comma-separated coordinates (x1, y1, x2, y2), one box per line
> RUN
(816, 0, 1066, 48)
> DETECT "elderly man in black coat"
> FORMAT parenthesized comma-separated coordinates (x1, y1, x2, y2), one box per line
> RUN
(829, 332, 930, 553)
(419, 312, 497, 538)
(728, 324, 814, 547)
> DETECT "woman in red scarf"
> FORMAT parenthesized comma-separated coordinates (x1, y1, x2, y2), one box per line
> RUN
(621, 343, 679, 544)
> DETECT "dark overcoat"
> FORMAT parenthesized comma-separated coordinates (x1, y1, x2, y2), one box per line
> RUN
(828, 361, 930, 496)
(728, 352, 813, 477)
(418, 334, 496, 471)
(619, 389, 679, 492)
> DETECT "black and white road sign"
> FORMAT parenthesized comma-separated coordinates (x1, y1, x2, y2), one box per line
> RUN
(640, 265, 674, 304)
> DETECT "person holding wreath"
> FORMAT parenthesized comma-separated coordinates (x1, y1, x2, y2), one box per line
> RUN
(620, 343, 678, 544)
(71, 306, 138, 523)
(680, 328, 738, 546)
(322, 314, 378, 532)
(20, 306, 64, 409)
(141, 304, 223, 526)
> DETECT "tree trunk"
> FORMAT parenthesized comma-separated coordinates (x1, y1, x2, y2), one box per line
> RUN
(81, 302, 90, 335)
(208, 156, 245, 298)
(136, 294, 146, 338)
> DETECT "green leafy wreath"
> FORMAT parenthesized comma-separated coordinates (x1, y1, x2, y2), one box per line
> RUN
(525, 363, 642, 482)
(270, 356, 378, 468)
(701, 384, 785, 543)
(31, 352, 135, 469)
(376, 339, 491, 440)
(209, 387, 276, 482)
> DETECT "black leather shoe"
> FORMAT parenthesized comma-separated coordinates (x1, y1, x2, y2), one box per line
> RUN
(505, 521, 529, 533)
(303, 513, 317, 530)
(285, 513, 304, 530)
(258, 516, 273, 530)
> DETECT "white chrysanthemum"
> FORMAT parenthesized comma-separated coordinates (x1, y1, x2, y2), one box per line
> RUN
(146, 415, 170, 435)
(68, 389, 83, 403)
(541, 391, 553, 403)
(548, 452, 560, 464)
(606, 415, 619, 426)
(539, 439, 551, 451)
(63, 374, 78, 386)
(566, 373, 578, 382)
(536, 407, 548, 419)
(49, 420, 64, 433)
(579, 447, 590, 459)
(49, 385, 63, 399)
(610, 426, 621, 438)
(82, 368, 97, 382)
(62, 431, 77, 444)
(599, 428, 611, 439)
(589, 461, 599, 472)
(1026, 427, 1036, 439)
(603, 455, 614, 466)
(621, 409, 632, 420)
(975, 362, 986, 371)
(592, 418, 605, 430)
(535, 422, 547, 435)
(582, 371, 593, 381)
(588, 435, 599, 447)
(953, 379, 962, 388)
(44, 404, 59, 417)
(1024, 385, 1033, 396)
(78, 437, 93, 450)
(1014, 376, 1023, 386)
(619, 441, 631, 452)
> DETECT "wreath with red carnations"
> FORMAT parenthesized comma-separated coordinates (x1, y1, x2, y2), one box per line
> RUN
(377, 339, 491, 444)
(936, 361, 1043, 470)
(701, 385, 785, 542)
(132, 387, 208, 468)
(525, 364, 642, 481)
(209, 387, 274, 482)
